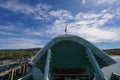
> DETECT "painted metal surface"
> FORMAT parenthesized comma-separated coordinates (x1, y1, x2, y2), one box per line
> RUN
(30, 35, 116, 67)
(86, 48, 106, 80)
(44, 49, 52, 80)
(29, 35, 116, 80)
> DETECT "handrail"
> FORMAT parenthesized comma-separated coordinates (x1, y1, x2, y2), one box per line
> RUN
(18, 73, 32, 80)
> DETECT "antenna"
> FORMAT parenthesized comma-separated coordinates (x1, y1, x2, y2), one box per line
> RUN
(65, 25, 67, 36)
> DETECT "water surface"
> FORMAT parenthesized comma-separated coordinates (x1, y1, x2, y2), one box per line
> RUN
(102, 55, 120, 79)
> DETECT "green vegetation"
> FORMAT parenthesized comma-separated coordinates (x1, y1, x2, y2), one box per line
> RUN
(0, 48, 40, 60)
(103, 49, 120, 55)
(0, 48, 119, 60)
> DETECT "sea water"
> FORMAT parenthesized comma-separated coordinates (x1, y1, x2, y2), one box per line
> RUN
(102, 56, 120, 80)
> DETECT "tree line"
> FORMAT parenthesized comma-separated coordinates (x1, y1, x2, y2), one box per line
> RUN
(0, 48, 119, 60)
(0, 48, 40, 60)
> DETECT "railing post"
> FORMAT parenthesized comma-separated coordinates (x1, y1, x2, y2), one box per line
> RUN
(10, 69, 15, 80)
(86, 48, 106, 80)
(44, 49, 52, 80)
(22, 64, 25, 74)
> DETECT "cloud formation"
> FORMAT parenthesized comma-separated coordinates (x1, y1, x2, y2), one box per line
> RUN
(44, 8, 120, 42)
(96, 0, 118, 5)
(0, 1, 119, 43)
(0, 38, 45, 49)
(0, 0, 120, 49)
(0, 0, 51, 20)
(81, 0, 86, 5)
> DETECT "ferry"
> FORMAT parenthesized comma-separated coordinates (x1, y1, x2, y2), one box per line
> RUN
(19, 35, 120, 80)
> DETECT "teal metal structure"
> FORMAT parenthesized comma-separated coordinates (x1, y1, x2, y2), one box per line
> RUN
(44, 49, 52, 80)
(86, 48, 106, 80)
(25, 35, 116, 80)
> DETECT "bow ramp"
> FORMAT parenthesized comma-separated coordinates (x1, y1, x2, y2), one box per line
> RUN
(29, 35, 116, 80)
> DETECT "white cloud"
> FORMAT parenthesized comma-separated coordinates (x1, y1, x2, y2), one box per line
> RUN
(68, 25, 120, 42)
(0, 1, 51, 20)
(96, 0, 118, 5)
(113, 8, 120, 17)
(0, 1, 120, 49)
(49, 10, 73, 22)
(0, 25, 14, 31)
(24, 28, 42, 36)
(47, 20, 66, 36)
(0, 0, 120, 49)
(81, 0, 86, 5)
(0, 1, 31, 14)
(43, 8, 120, 42)
(0, 31, 15, 36)
(75, 11, 114, 27)
(94, 0, 119, 5)
(0, 38, 44, 49)
(0, 23, 27, 36)
(0, 23, 21, 31)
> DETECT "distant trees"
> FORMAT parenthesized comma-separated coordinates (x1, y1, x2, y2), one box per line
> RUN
(104, 49, 120, 55)
(0, 48, 119, 60)
(0, 48, 40, 60)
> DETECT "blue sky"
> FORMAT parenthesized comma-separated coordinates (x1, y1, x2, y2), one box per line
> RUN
(0, 0, 120, 49)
